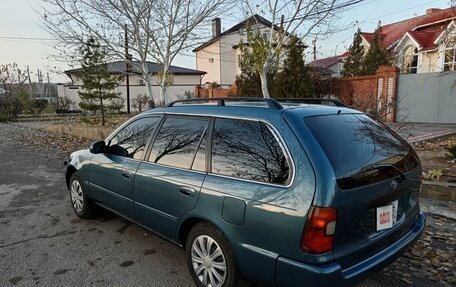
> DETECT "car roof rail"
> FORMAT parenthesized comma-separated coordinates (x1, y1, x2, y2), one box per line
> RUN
(277, 98, 347, 107)
(164, 97, 284, 110)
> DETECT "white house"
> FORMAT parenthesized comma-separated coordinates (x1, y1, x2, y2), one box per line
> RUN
(193, 15, 284, 88)
(315, 7, 456, 76)
(59, 61, 205, 110)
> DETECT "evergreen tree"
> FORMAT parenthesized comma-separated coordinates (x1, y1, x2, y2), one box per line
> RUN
(361, 24, 391, 75)
(342, 28, 365, 77)
(77, 37, 121, 126)
(273, 37, 314, 98)
(234, 36, 276, 97)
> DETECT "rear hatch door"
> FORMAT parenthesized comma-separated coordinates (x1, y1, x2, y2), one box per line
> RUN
(304, 113, 421, 268)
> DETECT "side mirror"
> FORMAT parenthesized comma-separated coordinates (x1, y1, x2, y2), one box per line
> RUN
(90, 141, 106, 154)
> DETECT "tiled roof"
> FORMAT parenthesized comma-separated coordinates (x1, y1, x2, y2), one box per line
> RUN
(309, 56, 341, 69)
(65, 61, 206, 75)
(193, 14, 279, 52)
(408, 26, 444, 51)
(361, 32, 373, 44)
(361, 7, 456, 50)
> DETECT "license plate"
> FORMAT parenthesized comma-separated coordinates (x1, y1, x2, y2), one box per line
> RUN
(376, 200, 398, 231)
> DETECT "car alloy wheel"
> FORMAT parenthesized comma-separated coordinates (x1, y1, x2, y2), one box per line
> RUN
(191, 235, 227, 287)
(70, 179, 84, 213)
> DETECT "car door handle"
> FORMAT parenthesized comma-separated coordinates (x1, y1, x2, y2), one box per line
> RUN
(179, 187, 196, 197)
(121, 170, 133, 179)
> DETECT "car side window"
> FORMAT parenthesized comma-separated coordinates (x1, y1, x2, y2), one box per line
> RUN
(109, 116, 161, 160)
(211, 118, 290, 185)
(148, 116, 209, 169)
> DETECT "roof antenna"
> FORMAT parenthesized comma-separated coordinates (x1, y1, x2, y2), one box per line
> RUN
(337, 110, 341, 115)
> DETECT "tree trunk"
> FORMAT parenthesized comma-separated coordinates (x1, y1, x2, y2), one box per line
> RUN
(158, 61, 170, 106)
(144, 78, 154, 108)
(141, 62, 155, 108)
(159, 81, 167, 106)
(260, 68, 271, 98)
(100, 97, 105, 126)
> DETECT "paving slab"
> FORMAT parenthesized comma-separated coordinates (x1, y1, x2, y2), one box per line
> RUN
(388, 122, 456, 144)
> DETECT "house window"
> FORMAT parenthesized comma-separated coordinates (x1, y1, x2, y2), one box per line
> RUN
(443, 37, 456, 71)
(402, 45, 418, 74)
(263, 31, 270, 42)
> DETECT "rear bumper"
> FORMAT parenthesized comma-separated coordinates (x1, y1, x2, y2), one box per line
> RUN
(276, 211, 426, 287)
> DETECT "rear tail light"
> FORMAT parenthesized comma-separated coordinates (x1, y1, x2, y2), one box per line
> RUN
(301, 206, 337, 254)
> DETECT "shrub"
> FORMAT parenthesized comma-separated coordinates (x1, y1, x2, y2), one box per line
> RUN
(423, 168, 443, 181)
(52, 96, 75, 114)
(446, 145, 456, 159)
(132, 94, 149, 112)
(0, 94, 21, 122)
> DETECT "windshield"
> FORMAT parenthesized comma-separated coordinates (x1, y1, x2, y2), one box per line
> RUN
(304, 114, 420, 189)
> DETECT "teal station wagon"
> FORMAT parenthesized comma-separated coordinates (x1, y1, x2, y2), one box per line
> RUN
(65, 98, 425, 287)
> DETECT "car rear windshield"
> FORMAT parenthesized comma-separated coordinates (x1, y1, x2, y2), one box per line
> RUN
(304, 114, 420, 189)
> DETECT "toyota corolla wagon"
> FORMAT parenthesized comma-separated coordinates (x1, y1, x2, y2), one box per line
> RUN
(65, 97, 425, 287)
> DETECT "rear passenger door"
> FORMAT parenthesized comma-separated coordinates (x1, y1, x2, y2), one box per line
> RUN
(133, 115, 209, 240)
(198, 118, 296, 283)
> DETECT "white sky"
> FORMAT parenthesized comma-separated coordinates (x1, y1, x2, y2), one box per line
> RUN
(0, 0, 452, 83)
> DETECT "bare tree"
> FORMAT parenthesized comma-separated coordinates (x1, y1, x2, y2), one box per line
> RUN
(38, 0, 234, 106)
(241, 0, 366, 98)
(38, 0, 157, 104)
(146, 0, 235, 105)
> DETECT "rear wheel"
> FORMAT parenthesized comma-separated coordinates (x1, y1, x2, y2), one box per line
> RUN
(69, 173, 97, 219)
(185, 222, 249, 287)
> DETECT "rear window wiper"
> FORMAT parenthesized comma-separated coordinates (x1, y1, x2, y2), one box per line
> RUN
(353, 164, 406, 181)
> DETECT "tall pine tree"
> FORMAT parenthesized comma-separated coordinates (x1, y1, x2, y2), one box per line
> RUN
(77, 37, 121, 126)
(362, 24, 391, 75)
(273, 37, 314, 98)
(342, 28, 364, 77)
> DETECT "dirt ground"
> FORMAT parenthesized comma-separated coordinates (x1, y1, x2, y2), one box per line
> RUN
(414, 136, 456, 183)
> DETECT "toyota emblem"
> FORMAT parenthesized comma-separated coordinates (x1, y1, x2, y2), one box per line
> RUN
(391, 180, 398, 190)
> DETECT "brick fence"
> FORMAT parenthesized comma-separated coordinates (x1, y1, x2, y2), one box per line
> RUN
(195, 86, 233, 98)
(333, 66, 400, 122)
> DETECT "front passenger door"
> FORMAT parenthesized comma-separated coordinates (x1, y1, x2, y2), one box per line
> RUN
(87, 116, 162, 219)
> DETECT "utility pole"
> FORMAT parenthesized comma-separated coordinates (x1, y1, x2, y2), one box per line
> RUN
(46, 73, 50, 99)
(27, 66, 33, 98)
(124, 25, 131, 114)
(312, 38, 317, 63)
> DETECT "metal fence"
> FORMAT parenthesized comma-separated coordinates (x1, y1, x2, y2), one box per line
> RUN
(397, 72, 456, 123)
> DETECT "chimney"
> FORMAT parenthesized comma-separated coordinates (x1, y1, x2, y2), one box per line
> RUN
(212, 18, 221, 38)
(426, 8, 441, 15)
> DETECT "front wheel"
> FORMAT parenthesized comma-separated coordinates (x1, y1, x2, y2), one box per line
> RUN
(185, 222, 249, 287)
(69, 173, 97, 219)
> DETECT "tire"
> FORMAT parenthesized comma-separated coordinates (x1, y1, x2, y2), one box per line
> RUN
(69, 173, 97, 219)
(185, 222, 249, 287)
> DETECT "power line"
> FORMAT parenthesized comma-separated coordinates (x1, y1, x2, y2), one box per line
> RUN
(0, 36, 55, 41)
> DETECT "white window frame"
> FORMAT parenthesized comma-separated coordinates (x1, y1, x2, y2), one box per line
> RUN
(401, 45, 419, 74)
(443, 40, 456, 71)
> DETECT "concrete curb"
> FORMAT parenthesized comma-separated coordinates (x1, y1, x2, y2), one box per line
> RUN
(47, 125, 114, 141)
(421, 181, 456, 201)
(407, 131, 456, 144)
(420, 198, 456, 221)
